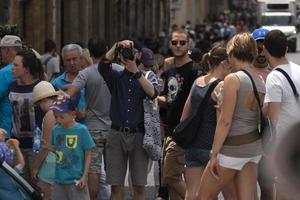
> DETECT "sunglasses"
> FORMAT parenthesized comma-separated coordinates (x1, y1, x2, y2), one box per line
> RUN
(171, 40, 187, 46)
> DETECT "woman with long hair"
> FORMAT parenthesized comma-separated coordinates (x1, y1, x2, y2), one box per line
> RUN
(197, 33, 265, 199)
(8, 49, 46, 179)
(180, 45, 233, 200)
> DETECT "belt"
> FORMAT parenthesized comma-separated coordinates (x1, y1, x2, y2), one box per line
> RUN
(111, 124, 145, 134)
(223, 129, 261, 146)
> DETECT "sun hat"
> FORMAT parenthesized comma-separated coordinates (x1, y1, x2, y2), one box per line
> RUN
(252, 28, 270, 41)
(141, 48, 156, 67)
(0, 35, 22, 47)
(32, 81, 61, 105)
(49, 95, 76, 113)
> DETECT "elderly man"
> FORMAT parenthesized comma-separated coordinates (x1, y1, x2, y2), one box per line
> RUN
(0, 35, 22, 138)
(52, 44, 86, 121)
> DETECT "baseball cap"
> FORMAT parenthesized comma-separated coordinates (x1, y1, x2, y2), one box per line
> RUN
(49, 95, 76, 113)
(32, 81, 62, 105)
(141, 48, 155, 67)
(0, 35, 22, 47)
(252, 28, 269, 41)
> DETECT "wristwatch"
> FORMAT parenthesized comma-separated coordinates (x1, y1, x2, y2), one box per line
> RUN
(133, 71, 142, 79)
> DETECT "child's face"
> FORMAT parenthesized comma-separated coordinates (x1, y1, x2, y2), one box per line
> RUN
(38, 98, 54, 112)
(53, 111, 76, 128)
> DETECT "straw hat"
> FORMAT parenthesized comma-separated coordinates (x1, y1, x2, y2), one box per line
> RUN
(32, 81, 61, 105)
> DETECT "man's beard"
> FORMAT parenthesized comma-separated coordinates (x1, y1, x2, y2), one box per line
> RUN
(254, 55, 268, 68)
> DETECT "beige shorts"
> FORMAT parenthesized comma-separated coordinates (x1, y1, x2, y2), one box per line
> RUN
(218, 153, 262, 171)
(161, 136, 185, 185)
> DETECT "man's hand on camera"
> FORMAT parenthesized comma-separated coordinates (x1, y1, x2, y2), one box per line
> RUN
(118, 40, 134, 48)
(122, 59, 139, 74)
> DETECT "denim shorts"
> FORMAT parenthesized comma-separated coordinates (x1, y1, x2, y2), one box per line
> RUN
(185, 148, 210, 167)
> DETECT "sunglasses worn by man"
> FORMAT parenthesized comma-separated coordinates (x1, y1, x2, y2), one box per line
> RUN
(171, 40, 188, 46)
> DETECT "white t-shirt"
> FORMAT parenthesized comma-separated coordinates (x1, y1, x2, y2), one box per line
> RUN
(264, 62, 300, 138)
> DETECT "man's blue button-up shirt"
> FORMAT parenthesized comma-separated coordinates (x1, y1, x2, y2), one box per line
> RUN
(99, 61, 158, 128)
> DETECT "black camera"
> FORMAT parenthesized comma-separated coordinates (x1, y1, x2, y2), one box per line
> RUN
(116, 44, 135, 61)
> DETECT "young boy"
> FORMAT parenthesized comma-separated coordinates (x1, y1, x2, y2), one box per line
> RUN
(49, 95, 95, 200)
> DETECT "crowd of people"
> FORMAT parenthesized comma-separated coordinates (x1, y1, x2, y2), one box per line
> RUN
(0, 20, 299, 200)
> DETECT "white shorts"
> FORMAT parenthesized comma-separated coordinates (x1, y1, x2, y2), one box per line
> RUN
(217, 154, 262, 171)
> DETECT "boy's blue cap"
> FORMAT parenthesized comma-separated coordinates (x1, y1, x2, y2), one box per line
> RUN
(0, 142, 13, 165)
(252, 28, 269, 41)
(50, 95, 76, 113)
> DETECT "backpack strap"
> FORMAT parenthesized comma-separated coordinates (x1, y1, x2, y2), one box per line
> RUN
(43, 56, 53, 66)
(275, 68, 299, 98)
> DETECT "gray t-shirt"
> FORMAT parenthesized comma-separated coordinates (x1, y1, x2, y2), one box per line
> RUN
(72, 64, 111, 130)
(41, 53, 60, 81)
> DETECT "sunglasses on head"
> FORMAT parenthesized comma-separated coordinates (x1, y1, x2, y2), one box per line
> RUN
(171, 40, 187, 46)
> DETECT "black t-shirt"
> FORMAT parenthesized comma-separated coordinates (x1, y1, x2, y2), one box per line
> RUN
(162, 61, 200, 135)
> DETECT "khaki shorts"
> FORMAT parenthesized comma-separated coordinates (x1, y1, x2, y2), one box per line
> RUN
(162, 136, 185, 185)
(89, 130, 108, 174)
(105, 128, 149, 186)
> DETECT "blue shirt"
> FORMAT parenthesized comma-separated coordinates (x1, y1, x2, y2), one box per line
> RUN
(52, 72, 86, 111)
(0, 64, 16, 138)
(99, 61, 158, 128)
(51, 123, 95, 184)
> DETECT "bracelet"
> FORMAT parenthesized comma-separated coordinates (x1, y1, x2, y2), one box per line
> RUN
(133, 71, 142, 79)
(209, 150, 217, 158)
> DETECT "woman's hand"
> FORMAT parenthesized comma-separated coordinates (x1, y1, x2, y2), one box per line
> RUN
(208, 155, 220, 180)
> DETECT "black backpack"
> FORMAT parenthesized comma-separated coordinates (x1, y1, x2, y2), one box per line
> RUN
(172, 79, 220, 149)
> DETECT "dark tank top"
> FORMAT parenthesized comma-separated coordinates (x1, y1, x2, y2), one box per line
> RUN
(189, 79, 220, 149)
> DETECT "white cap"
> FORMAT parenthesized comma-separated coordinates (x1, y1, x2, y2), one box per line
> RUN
(0, 35, 22, 47)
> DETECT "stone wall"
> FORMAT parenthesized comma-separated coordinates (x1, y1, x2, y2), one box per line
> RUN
(7, 0, 170, 53)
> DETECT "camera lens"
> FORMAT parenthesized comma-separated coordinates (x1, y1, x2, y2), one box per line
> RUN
(121, 48, 134, 61)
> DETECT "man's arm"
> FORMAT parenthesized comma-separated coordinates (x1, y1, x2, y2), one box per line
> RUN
(123, 59, 156, 97)
(63, 84, 81, 97)
(266, 102, 281, 127)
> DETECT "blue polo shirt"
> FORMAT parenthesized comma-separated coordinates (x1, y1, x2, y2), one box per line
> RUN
(51, 72, 86, 111)
(0, 64, 16, 138)
(99, 60, 158, 128)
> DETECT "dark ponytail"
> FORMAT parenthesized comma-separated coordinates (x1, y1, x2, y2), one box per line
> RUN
(16, 49, 46, 81)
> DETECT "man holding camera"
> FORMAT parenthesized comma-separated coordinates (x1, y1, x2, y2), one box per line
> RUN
(101, 40, 158, 200)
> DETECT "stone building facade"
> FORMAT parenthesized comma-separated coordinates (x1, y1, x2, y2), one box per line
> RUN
(5, 0, 170, 53)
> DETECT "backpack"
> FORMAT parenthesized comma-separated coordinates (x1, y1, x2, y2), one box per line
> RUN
(172, 79, 220, 149)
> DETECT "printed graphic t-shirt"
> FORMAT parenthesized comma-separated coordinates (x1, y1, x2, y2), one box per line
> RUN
(162, 61, 200, 135)
(8, 80, 43, 148)
(51, 123, 95, 184)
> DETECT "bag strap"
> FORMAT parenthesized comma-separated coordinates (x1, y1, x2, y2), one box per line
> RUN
(145, 71, 151, 80)
(43, 56, 53, 66)
(240, 69, 264, 132)
(275, 68, 299, 98)
(195, 79, 221, 115)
